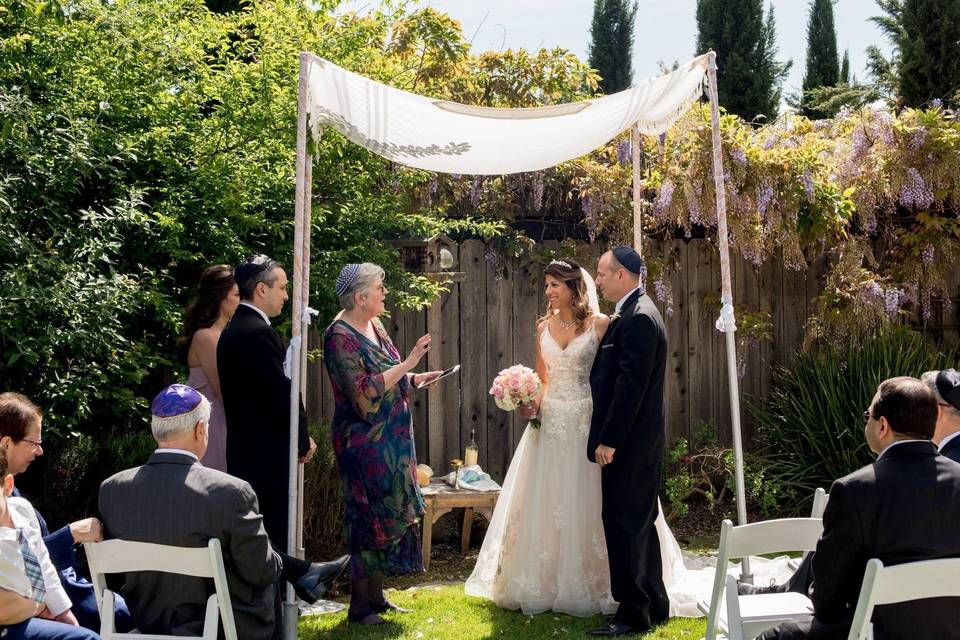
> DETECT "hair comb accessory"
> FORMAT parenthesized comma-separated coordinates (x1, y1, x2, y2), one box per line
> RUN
(151, 384, 203, 418)
(336, 263, 362, 297)
(548, 259, 574, 269)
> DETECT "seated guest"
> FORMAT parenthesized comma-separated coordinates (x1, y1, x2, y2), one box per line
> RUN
(0, 392, 132, 633)
(99, 385, 287, 640)
(922, 368, 960, 463)
(0, 448, 100, 640)
(759, 376, 960, 640)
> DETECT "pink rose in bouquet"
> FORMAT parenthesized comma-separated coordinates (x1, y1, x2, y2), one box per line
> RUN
(489, 364, 542, 428)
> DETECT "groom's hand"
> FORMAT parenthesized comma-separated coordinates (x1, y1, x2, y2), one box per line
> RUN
(594, 445, 616, 467)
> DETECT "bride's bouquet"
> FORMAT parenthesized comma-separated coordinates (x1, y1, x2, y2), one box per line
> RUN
(489, 365, 542, 429)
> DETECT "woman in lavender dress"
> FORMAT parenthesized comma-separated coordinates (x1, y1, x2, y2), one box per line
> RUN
(179, 265, 239, 472)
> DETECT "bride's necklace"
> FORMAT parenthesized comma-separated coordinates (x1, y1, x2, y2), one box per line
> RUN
(553, 309, 576, 330)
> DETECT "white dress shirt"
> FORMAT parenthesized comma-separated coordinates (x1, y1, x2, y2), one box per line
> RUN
(614, 287, 641, 316)
(240, 302, 270, 326)
(0, 497, 72, 615)
(939, 430, 960, 452)
(154, 448, 199, 461)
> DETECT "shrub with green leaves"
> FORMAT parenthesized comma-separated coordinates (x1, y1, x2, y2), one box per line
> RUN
(752, 327, 956, 512)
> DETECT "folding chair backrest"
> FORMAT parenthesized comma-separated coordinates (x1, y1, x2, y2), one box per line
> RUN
(84, 539, 238, 640)
(847, 558, 960, 640)
(810, 488, 829, 519)
(705, 518, 823, 640)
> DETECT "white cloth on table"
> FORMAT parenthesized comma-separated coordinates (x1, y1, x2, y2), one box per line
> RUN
(442, 465, 501, 492)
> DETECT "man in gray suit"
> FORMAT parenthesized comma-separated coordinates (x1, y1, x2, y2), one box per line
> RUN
(100, 384, 283, 640)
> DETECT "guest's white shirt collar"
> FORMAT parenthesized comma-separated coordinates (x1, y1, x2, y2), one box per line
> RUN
(240, 302, 270, 326)
(155, 448, 199, 461)
(939, 430, 960, 452)
(615, 287, 641, 315)
(877, 439, 927, 460)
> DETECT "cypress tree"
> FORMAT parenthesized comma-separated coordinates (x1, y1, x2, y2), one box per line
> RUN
(696, 0, 791, 122)
(898, 0, 960, 108)
(801, 0, 840, 118)
(588, 0, 639, 94)
(840, 49, 850, 84)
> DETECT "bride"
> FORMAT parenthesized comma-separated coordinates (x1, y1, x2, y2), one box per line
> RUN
(465, 258, 707, 618)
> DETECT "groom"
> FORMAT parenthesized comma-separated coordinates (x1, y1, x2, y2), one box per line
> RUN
(587, 246, 669, 637)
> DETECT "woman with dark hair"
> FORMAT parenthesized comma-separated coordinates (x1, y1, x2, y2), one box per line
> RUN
(180, 265, 239, 472)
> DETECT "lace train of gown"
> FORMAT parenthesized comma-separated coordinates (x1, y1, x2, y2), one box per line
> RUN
(465, 325, 794, 618)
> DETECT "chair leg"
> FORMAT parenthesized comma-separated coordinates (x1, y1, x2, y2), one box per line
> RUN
(422, 503, 434, 571)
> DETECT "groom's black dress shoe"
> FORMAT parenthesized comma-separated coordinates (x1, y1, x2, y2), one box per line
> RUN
(586, 621, 646, 637)
(292, 554, 350, 604)
(371, 599, 412, 614)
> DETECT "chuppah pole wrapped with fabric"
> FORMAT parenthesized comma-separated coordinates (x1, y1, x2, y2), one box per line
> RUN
(282, 48, 747, 637)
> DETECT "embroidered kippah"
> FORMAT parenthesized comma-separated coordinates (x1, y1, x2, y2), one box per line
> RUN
(612, 245, 647, 278)
(336, 263, 362, 297)
(151, 384, 203, 418)
(937, 369, 960, 411)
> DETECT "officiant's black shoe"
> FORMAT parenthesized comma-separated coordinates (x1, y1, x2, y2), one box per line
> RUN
(293, 554, 350, 604)
(586, 621, 645, 637)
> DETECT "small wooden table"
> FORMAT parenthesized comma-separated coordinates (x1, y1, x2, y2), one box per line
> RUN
(420, 478, 499, 570)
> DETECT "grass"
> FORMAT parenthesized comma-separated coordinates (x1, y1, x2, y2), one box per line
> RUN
(298, 584, 707, 639)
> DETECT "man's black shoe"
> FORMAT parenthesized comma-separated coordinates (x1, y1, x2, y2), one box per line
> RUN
(292, 554, 350, 604)
(585, 621, 646, 637)
(371, 600, 413, 614)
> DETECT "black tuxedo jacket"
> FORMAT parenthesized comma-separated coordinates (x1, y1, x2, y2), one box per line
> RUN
(218, 304, 309, 492)
(801, 441, 960, 639)
(587, 289, 667, 465)
(940, 434, 960, 463)
(100, 452, 282, 640)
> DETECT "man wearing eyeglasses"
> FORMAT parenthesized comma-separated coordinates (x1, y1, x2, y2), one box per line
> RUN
(758, 377, 960, 640)
(218, 255, 348, 608)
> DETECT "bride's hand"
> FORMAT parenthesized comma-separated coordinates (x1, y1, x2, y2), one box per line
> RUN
(519, 400, 539, 419)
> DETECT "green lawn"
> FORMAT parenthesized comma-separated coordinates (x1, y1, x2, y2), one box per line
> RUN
(299, 584, 707, 639)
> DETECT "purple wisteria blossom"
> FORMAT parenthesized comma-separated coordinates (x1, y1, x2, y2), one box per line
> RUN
(471, 177, 483, 208)
(757, 181, 774, 216)
(731, 147, 747, 168)
(907, 128, 928, 151)
(531, 172, 544, 211)
(617, 138, 632, 166)
(884, 288, 903, 320)
(652, 180, 675, 221)
(858, 280, 884, 306)
(898, 168, 934, 210)
(652, 277, 675, 318)
(922, 244, 935, 266)
(801, 169, 815, 201)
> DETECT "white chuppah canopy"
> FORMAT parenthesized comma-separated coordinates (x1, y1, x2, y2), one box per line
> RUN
(304, 53, 709, 174)
(282, 50, 749, 638)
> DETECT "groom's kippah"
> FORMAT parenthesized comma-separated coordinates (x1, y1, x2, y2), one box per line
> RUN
(936, 369, 960, 411)
(336, 263, 362, 297)
(234, 255, 277, 289)
(612, 245, 647, 277)
(151, 384, 203, 418)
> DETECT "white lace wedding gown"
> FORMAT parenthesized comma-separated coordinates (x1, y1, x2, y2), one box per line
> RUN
(465, 323, 791, 617)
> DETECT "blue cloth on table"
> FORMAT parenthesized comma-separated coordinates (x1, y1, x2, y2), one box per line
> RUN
(10, 488, 132, 633)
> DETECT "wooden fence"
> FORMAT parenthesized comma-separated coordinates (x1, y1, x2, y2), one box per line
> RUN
(306, 238, 960, 482)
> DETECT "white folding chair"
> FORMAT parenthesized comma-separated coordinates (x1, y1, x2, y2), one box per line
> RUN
(788, 488, 828, 571)
(699, 518, 823, 640)
(847, 557, 960, 640)
(84, 539, 238, 640)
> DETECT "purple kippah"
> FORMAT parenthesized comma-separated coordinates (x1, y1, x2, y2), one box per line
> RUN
(151, 384, 203, 418)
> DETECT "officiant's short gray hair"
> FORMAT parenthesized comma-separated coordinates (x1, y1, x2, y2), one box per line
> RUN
(151, 395, 211, 442)
(338, 262, 385, 310)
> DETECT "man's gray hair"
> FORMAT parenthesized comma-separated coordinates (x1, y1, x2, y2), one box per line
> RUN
(921, 370, 960, 414)
(338, 262, 385, 310)
(151, 394, 211, 442)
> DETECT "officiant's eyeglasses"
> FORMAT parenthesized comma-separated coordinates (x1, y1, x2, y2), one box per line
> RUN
(863, 410, 873, 423)
(18, 437, 42, 451)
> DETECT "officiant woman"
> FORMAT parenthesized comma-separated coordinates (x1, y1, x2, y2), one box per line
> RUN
(322, 262, 442, 625)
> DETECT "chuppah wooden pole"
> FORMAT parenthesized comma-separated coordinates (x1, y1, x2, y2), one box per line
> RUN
(706, 51, 751, 581)
(285, 51, 312, 639)
(632, 124, 643, 256)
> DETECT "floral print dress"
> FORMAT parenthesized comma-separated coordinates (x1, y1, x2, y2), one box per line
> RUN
(323, 317, 425, 580)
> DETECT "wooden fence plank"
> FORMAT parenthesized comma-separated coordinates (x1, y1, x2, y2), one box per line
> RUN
(440, 244, 462, 468)
(486, 256, 514, 483)
(512, 258, 542, 451)
(459, 240, 488, 477)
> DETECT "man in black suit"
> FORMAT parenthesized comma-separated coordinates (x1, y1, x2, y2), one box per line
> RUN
(759, 376, 960, 640)
(923, 368, 960, 463)
(586, 246, 669, 637)
(100, 384, 283, 640)
(217, 255, 347, 604)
